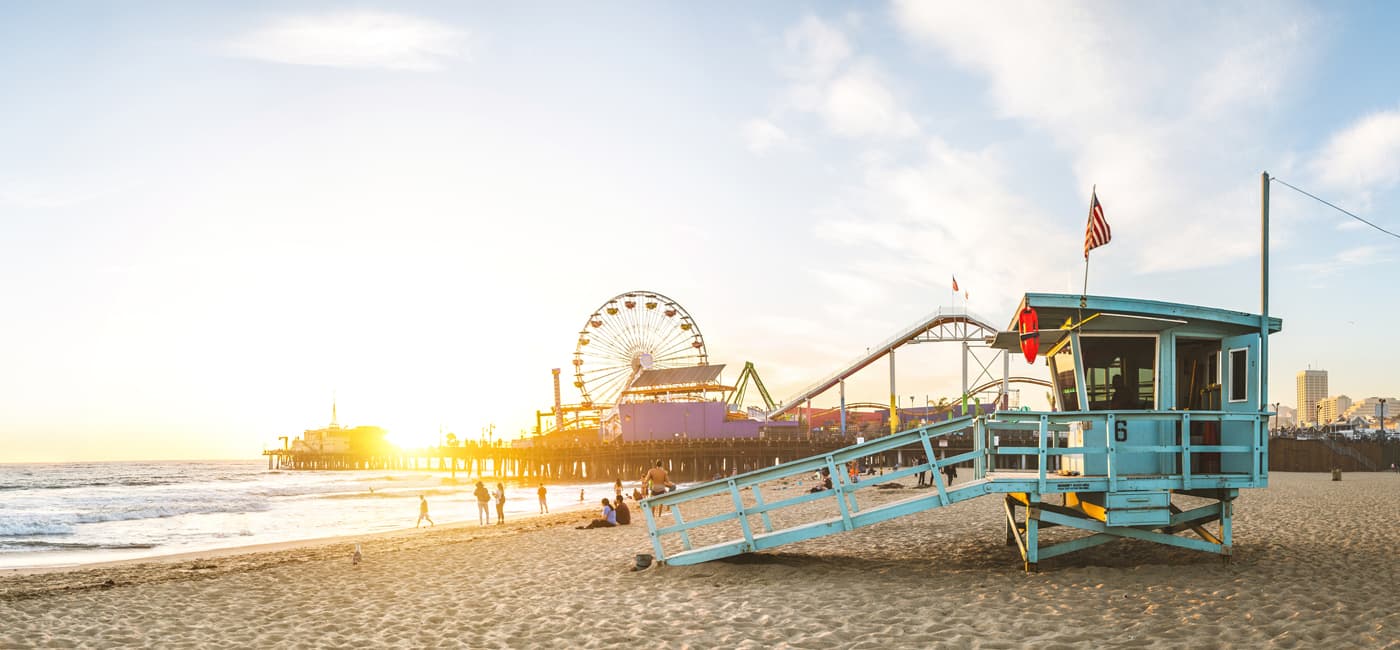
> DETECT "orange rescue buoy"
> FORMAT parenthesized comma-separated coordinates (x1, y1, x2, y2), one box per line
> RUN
(1018, 306, 1039, 363)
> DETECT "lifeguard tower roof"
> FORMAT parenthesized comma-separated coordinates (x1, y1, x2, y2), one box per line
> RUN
(988, 293, 1281, 352)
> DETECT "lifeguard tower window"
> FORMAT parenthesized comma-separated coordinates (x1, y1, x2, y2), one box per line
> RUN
(1081, 336, 1156, 411)
(1048, 341, 1078, 411)
(1229, 348, 1248, 403)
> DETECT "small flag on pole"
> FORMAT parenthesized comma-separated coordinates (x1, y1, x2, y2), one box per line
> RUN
(951, 276, 959, 292)
(1084, 189, 1111, 258)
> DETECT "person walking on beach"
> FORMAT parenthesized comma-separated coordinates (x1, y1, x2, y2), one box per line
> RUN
(416, 495, 434, 528)
(537, 483, 548, 514)
(943, 455, 958, 487)
(614, 477, 624, 505)
(576, 498, 617, 529)
(493, 482, 506, 525)
(643, 460, 675, 518)
(474, 481, 492, 526)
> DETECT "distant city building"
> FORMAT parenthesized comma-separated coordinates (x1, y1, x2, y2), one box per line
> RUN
(1342, 396, 1398, 423)
(1319, 395, 1352, 426)
(1274, 405, 1296, 428)
(1296, 369, 1328, 426)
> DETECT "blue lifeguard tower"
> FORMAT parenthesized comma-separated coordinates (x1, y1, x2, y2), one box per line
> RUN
(645, 173, 1287, 570)
(642, 291, 1279, 570)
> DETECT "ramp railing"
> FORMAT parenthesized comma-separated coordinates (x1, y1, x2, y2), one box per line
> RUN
(642, 415, 980, 565)
(983, 410, 1268, 492)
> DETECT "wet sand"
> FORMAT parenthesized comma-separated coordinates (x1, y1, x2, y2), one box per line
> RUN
(2, 472, 1396, 648)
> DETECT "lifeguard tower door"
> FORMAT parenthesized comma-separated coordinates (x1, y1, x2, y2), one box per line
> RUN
(1220, 333, 1260, 475)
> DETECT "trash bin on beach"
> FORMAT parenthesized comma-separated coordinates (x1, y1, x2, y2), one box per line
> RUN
(1331, 468, 1342, 481)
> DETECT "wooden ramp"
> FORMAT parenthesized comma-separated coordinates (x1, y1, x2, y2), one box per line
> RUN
(642, 415, 986, 566)
(642, 409, 1267, 569)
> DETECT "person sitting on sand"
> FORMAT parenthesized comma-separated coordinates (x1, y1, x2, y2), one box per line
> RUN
(494, 482, 506, 525)
(808, 467, 833, 493)
(416, 495, 434, 528)
(474, 481, 492, 526)
(576, 498, 617, 529)
(537, 483, 548, 514)
(614, 495, 631, 525)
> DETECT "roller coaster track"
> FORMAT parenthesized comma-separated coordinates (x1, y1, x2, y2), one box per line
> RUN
(767, 308, 1001, 419)
(799, 377, 1052, 421)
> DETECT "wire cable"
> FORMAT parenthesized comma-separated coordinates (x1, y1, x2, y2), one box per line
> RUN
(1271, 176, 1400, 240)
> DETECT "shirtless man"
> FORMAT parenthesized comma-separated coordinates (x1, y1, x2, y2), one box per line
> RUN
(642, 460, 675, 518)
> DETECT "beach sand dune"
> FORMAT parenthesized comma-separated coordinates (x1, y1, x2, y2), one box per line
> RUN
(2, 472, 1397, 648)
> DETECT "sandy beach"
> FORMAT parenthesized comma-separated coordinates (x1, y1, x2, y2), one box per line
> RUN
(2, 471, 1396, 648)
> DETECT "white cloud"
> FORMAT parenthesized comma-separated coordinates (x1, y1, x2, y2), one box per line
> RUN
(783, 15, 852, 81)
(748, 16, 916, 145)
(890, 1, 1317, 272)
(822, 65, 918, 138)
(814, 137, 1074, 307)
(1295, 244, 1389, 280)
(226, 11, 465, 71)
(1311, 108, 1400, 194)
(743, 119, 794, 153)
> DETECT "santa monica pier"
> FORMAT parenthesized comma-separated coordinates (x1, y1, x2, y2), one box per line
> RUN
(264, 288, 1394, 483)
(264, 288, 1047, 481)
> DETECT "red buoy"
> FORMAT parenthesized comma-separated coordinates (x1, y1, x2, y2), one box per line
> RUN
(1018, 306, 1040, 363)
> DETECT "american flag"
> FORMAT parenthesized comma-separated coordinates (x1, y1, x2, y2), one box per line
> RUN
(1084, 189, 1111, 258)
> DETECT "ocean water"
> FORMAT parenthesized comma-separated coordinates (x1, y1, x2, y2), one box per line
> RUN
(0, 460, 621, 569)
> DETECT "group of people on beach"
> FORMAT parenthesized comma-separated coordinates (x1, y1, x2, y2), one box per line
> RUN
(578, 460, 675, 529)
(414, 460, 680, 532)
(914, 454, 957, 488)
(469, 481, 508, 525)
(415, 480, 555, 528)
(800, 456, 958, 493)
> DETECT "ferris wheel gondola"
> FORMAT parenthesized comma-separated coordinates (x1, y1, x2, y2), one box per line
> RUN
(574, 290, 708, 407)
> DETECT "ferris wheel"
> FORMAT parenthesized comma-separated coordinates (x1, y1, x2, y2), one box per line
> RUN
(573, 290, 708, 407)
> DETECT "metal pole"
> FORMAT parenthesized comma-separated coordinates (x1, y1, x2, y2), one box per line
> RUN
(888, 350, 899, 434)
(840, 380, 847, 437)
(961, 341, 969, 415)
(1002, 349, 1010, 410)
(1261, 171, 1270, 413)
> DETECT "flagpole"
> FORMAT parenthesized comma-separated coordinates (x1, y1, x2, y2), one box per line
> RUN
(1081, 184, 1095, 309)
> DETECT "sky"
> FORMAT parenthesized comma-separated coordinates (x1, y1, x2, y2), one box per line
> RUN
(2, 2, 1398, 461)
